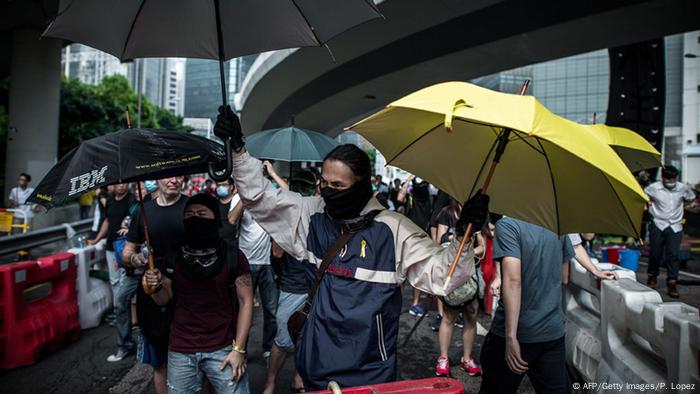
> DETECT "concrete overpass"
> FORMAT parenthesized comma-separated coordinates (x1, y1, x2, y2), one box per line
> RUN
(239, 0, 700, 136)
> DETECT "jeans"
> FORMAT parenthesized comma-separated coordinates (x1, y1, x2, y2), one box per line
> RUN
(167, 347, 250, 394)
(105, 251, 121, 307)
(115, 271, 140, 352)
(249, 264, 279, 352)
(480, 333, 568, 394)
(274, 291, 307, 351)
(647, 224, 683, 279)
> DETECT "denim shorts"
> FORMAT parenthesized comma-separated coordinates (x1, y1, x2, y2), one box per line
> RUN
(273, 291, 307, 351)
(167, 346, 250, 394)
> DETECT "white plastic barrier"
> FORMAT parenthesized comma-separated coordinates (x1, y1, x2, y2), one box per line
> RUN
(68, 240, 113, 329)
(565, 260, 636, 382)
(597, 278, 700, 392)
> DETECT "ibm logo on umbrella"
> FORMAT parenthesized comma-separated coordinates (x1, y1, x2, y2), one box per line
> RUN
(68, 166, 108, 196)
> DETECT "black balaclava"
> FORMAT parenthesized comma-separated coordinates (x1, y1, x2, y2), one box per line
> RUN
(181, 193, 224, 280)
(321, 176, 373, 221)
(412, 180, 430, 202)
(183, 193, 221, 250)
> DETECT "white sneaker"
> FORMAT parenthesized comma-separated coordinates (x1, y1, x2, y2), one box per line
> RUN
(107, 349, 128, 362)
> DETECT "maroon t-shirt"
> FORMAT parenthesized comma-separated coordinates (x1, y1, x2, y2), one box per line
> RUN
(169, 249, 250, 353)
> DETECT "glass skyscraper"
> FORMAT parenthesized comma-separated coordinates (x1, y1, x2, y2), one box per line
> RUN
(471, 33, 689, 171)
(184, 55, 258, 121)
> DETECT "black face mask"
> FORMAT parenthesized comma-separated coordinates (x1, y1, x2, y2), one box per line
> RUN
(184, 216, 220, 249)
(321, 177, 373, 220)
(413, 183, 430, 201)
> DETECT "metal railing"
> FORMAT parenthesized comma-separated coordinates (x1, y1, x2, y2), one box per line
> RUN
(0, 219, 93, 256)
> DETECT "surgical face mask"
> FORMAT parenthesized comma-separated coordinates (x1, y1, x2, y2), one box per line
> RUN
(216, 186, 230, 198)
(144, 180, 158, 193)
(663, 180, 677, 190)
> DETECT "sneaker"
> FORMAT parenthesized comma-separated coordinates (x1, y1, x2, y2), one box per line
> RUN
(263, 351, 271, 367)
(430, 314, 442, 332)
(408, 304, 426, 317)
(107, 349, 129, 362)
(455, 313, 464, 328)
(435, 356, 450, 377)
(460, 356, 482, 376)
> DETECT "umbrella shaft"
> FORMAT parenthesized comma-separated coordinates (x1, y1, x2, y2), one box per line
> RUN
(213, 0, 227, 107)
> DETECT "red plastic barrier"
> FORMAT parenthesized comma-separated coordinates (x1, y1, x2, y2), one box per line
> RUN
(307, 378, 464, 394)
(0, 253, 80, 369)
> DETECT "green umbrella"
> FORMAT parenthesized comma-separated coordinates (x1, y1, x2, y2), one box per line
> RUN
(246, 126, 339, 162)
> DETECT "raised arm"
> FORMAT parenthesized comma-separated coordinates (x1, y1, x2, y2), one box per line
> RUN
(232, 150, 323, 260)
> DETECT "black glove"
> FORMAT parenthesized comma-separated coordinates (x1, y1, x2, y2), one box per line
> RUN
(456, 190, 490, 236)
(214, 105, 245, 152)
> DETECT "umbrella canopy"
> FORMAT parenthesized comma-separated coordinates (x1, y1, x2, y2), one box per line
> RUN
(43, 0, 381, 62)
(28, 128, 225, 209)
(348, 82, 648, 237)
(43, 0, 382, 182)
(245, 126, 339, 162)
(585, 124, 661, 172)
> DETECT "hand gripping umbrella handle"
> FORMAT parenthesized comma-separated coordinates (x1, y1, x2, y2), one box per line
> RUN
(136, 182, 158, 294)
(208, 138, 233, 182)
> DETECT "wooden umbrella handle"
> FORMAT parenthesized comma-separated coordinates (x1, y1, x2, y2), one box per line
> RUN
(136, 181, 157, 294)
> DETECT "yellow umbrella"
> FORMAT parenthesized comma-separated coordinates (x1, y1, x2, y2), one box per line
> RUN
(347, 81, 648, 238)
(585, 124, 661, 172)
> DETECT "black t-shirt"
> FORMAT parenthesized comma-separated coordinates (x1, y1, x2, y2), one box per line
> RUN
(437, 207, 459, 234)
(217, 201, 238, 245)
(406, 193, 432, 231)
(127, 196, 189, 260)
(429, 191, 451, 228)
(105, 193, 136, 251)
(280, 253, 309, 294)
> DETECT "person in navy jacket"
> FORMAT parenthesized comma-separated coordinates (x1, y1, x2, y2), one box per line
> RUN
(215, 106, 486, 390)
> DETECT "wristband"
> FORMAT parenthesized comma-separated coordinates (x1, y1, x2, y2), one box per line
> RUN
(231, 340, 246, 354)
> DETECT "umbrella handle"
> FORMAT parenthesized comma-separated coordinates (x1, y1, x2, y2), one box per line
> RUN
(208, 138, 233, 182)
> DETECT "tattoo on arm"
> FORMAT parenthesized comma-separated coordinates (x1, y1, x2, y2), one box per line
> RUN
(235, 274, 252, 288)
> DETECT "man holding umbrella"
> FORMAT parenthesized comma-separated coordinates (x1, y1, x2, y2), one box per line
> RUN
(123, 176, 188, 394)
(215, 107, 485, 389)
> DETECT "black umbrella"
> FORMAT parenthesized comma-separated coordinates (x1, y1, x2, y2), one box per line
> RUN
(27, 128, 225, 275)
(43, 0, 383, 181)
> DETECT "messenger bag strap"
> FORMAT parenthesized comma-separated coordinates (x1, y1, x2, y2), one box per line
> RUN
(302, 230, 355, 313)
(302, 209, 382, 314)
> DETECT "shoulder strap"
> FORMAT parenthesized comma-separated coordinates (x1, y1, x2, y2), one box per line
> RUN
(302, 231, 355, 313)
(302, 209, 382, 313)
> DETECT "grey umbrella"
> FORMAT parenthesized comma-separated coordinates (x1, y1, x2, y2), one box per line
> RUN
(43, 0, 382, 180)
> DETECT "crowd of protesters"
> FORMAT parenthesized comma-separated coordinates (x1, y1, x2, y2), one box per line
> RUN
(57, 108, 696, 394)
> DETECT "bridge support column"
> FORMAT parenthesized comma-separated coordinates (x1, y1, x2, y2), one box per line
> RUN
(4, 29, 62, 203)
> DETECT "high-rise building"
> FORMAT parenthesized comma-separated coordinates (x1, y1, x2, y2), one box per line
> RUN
(471, 32, 699, 182)
(62, 44, 128, 85)
(184, 55, 258, 121)
(62, 44, 185, 116)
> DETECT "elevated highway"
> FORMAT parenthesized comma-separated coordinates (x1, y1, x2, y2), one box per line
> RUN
(239, 0, 699, 135)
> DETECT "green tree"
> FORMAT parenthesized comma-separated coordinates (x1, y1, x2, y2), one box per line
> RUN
(59, 75, 190, 156)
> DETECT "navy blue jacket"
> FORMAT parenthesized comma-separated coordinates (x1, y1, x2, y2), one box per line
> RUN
(232, 152, 475, 388)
